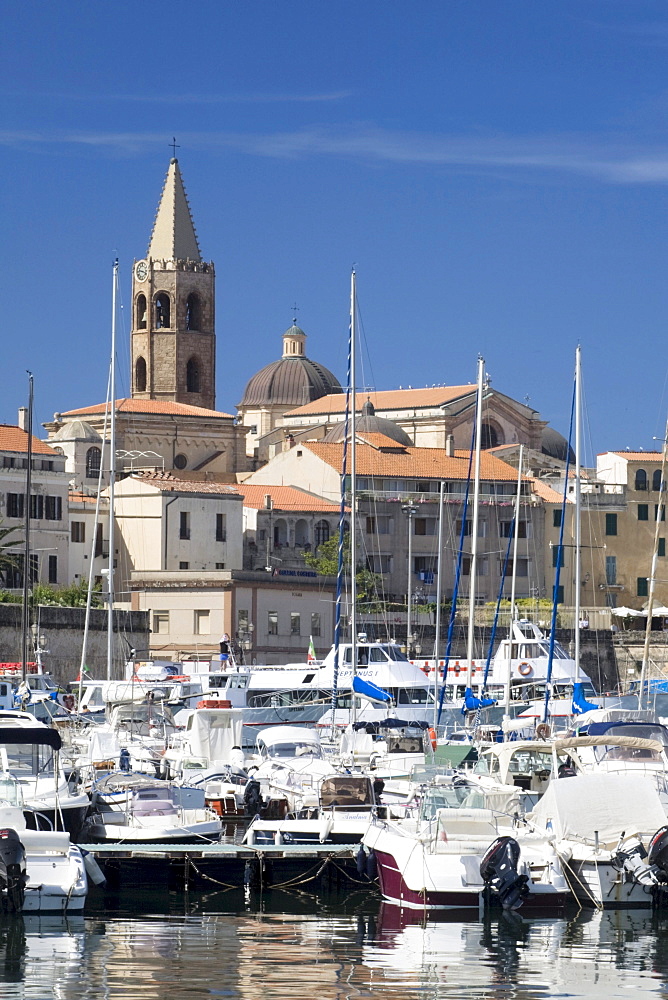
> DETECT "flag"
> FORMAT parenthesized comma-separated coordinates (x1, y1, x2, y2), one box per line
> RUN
(307, 636, 316, 663)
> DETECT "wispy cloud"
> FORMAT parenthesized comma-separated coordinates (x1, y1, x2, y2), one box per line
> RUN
(2, 89, 352, 106)
(3, 124, 668, 184)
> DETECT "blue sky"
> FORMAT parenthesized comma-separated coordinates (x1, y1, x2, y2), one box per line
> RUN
(3, 1, 668, 462)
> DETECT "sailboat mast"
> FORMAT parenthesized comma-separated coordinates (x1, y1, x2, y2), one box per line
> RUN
(639, 414, 668, 708)
(433, 480, 445, 729)
(465, 356, 484, 687)
(503, 443, 523, 715)
(20, 372, 34, 684)
(106, 259, 119, 682)
(574, 345, 582, 683)
(349, 269, 357, 723)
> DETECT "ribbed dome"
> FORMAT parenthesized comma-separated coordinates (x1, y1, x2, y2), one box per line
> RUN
(541, 427, 575, 463)
(239, 324, 342, 407)
(323, 399, 413, 446)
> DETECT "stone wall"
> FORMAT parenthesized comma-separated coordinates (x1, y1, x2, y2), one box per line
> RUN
(0, 604, 150, 684)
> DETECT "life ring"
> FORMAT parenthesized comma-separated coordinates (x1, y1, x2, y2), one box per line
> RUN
(453, 664, 461, 676)
(536, 722, 551, 739)
(428, 727, 437, 750)
(518, 662, 533, 677)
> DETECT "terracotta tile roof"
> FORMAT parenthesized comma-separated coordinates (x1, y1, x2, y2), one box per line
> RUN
(0, 425, 60, 456)
(303, 442, 522, 481)
(356, 432, 410, 450)
(69, 491, 104, 503)
(605, 451, 662, 460)
(285, 386, 476, 417)
(131, 472, 241, 496)
(236, 484, 342, 513)
(527, 477, 569, 503)
(63, 399, 235, 419)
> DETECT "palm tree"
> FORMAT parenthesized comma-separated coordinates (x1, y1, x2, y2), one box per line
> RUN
(0, 522, 23, 584)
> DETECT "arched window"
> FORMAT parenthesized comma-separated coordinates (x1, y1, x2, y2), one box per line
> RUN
(480, 422, 501, 449)
(315, 520, 330, 547)
(86, 446, 101, 480)
(185, 293, 201, 331)
(653, 469, 663, 492)
(186, 356, 200, 393)
(135, 356, 147, 393)
(136, 294, 147, 330)
(635, 469, 648, 491)
(154, 293, 171, 329)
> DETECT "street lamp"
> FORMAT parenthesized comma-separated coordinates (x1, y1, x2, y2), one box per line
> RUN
(402, 504, 418, 654)
(237, 623, 255, 664)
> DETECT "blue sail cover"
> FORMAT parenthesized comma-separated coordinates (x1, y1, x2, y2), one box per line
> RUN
(352, 675, 392, 703)
(571, 681, 599, 716)
(462, 687, 496, 714)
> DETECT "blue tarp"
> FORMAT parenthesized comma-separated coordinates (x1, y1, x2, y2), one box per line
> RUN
(571, 681, 599, 715)
(352, 675, 392, 703)
(461, 687, 496, 714)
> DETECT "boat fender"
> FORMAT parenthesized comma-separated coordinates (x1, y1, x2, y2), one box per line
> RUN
(518, 663, 533, 677)
(356, 845, 367, 876)
(535, 722, 551, 740)
(428, 727, 437, 750)
(81, 849, 107, 887)
(365, 851, 377, 881)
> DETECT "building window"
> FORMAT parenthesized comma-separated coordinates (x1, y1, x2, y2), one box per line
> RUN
(238, 609, 249, 632)
(30, 495, 44, 520)
(186, 356, 200, 393)
(290, 612, 301, 636)
(185, 293, 201, 331)
(366, 554, 392, 574)
(48, 555, 58, 585)
(216, 513, 226, 542)
(606, 555, 617, 585)
(655, 505, 666, 522)
(553, 509, 562, 528)
(552, 546, 565, 568)
(154, 292, 170, 329)
(4, 554, 37, 589)
(194, 610, 210, 635)
(179, 561, 189, 570)
(215, 562, 225, 569)
(414, 518, 436, 536)
(659, 538, 666, 558)
(180, 511, 190, 540)
(311, 612, 321, 637)
(605, 513, 618, 536)
(7, 494, 23, 519)
(653, 470, 663, 492)
(173, 453, 188, 470)
(500, 521, 528, 539)
(456, 519, 472, 537)
(635, 469, 648, 491)
(86, 447, 101, 480)
(71, 522, 86, 543)
(505, 558, 529, 577)
(637, 577, 649, 598)
(268, 611, 278, 636)
(638, 504, 649, 521)
(555, 585, 564, 604)
(153, 612, 169, 634)
(135, 356, 147, 393)
(45, 496, 62, 521)
(314, 520, 330, 547)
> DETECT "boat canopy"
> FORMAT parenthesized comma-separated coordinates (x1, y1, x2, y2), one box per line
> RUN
(0, 727, 61, 750)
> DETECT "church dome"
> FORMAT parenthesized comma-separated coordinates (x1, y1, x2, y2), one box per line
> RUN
(239, 324, 342, 407)
(541, 427, 575, 463)
(323, 399, 413, 446)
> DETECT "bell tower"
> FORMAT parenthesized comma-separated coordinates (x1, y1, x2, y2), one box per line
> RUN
(131, 159, 216, 410)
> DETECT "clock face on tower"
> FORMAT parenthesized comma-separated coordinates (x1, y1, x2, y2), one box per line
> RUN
(135, 260, 149, 282)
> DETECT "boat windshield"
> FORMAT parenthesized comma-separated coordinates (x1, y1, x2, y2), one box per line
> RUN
(320, 776, 373, 806)
(263, 741, 322, 760)
(419, 782, 522, 822)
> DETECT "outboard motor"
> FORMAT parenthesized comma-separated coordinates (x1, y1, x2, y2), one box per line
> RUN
(243, 779, 263, 817)
(0, 829, 27, 912)
(614, 831, 668, 887)
(479, 836, 529, 911)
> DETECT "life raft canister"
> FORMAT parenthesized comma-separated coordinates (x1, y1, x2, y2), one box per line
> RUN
(196, 699, 232, 709)
(517, 662, 533, 677)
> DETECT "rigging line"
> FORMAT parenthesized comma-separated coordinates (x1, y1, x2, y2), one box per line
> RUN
(543, 372, 577, 725)
(437, 421, 476, 724)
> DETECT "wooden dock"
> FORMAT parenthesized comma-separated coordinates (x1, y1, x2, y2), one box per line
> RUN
(79, 841, 368, 893)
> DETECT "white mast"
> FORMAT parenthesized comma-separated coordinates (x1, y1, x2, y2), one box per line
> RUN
(574, 345, 582, 683)
(503, 443, 524, 715)
(465, 356, 485, 687)
(349, 269, 358, 723)
(433, 480, 445, 729)
(639, 415, 668, 708)
(106, 259, 118, 682)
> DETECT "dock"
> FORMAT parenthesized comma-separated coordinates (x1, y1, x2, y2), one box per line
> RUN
(79, 841, 368, 893)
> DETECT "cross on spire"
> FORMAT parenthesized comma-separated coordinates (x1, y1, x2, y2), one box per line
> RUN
(291, 302, 299, 324)
(169, 137, 180, 158)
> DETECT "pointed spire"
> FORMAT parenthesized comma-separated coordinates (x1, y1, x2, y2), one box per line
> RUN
(148, 159, 201, 262)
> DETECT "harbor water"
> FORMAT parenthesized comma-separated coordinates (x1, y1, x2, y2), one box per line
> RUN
(5, 888, 668, 999)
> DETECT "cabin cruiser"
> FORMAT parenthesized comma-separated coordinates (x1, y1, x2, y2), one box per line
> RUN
(0, 772, 87, 912)
(82, 773, 223, 843)
(244, 726, 338, 818)
(361, 775, 569, 912)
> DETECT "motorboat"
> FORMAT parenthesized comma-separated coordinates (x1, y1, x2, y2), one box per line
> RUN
(0, 713, 89, 838)
(0, 772, 87, 912)
(361, 776, 570, 912)
(82, 773, 223, 843)
(244, 726, 338, 818)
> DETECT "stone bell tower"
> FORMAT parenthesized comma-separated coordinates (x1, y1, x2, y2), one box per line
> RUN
(131, 159, 216, 410)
